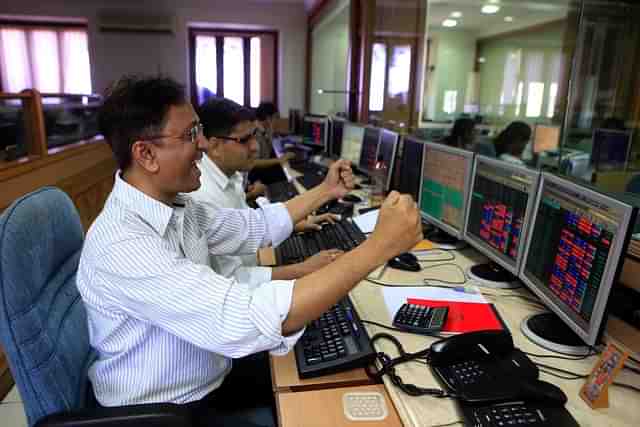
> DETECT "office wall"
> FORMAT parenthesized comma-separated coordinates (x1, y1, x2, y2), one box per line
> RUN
(1, 0, 307, 115)
(423, 29, 477, 122)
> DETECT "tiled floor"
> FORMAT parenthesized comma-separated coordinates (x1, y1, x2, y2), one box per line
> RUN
(0, 387, 27, 427)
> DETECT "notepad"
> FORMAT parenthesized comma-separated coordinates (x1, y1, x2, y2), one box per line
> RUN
(352, 209, 379, 233)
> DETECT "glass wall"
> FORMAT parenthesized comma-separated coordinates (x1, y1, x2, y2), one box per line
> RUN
(309, 0, 351, 116)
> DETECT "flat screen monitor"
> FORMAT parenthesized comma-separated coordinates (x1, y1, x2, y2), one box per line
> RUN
(520, 173, 636, 352)
(464, 157, 540, 275)
(289, 109, 303, 135)
(420, 142, 474, 239)
(359, 127, 381, 172)
(302, 115, 328, 149)
(330, 118, 345, 158)
(533, 125, 561, 154)
(341, 123, 365, 165)
(397, 136, 425, 202)
(591, 128, 632, 171)
(377, 129, 399, 191)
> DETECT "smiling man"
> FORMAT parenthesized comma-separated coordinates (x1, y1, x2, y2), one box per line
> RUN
(77, 75, 422, 427)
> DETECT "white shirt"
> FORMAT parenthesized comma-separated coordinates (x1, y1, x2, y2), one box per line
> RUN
(77, 172, 302, 406)
(499, 153, 526, 165)
(191, 155, 274, 288)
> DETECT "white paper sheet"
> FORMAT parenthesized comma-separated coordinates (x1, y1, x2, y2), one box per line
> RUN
(381, 285, 487, 320)
(352, 209, 380, 233)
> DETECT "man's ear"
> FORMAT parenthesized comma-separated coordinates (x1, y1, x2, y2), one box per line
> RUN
(131, 140, 160, 173)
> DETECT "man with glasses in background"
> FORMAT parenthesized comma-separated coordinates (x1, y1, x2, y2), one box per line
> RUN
(77, 75, 422, 427)
(192, 96, 342, 289)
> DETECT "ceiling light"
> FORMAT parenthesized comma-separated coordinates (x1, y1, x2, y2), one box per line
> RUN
(481, 5, 500, 14)
(451, 11, 463, 18)
(442, 19, 458, 28)
(504, 16, 513, 22)
(488, 0, 500, 3)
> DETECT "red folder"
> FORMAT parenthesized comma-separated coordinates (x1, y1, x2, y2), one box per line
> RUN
(407, 298, 506, 334)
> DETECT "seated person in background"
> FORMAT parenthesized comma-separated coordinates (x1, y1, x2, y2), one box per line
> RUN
(192, 96, 342, 287)
(494, 121, 532, 165)
(78, 75, 423, 427)
(442, 117, 475, 149)
(248, 101, 294, 187)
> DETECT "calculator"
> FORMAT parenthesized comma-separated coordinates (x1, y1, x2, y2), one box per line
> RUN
(392, 303, 449, 334)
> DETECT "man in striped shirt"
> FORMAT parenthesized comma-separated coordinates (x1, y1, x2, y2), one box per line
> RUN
(77, 75, 422, 427)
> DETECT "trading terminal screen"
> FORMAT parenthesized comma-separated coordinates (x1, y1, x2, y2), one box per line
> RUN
(359, 128, 380, 172)
(533, 125, 560, 153)
(420, 145, 469, 235)
(523, 179, 625, 330)
(467, 161, 535, 267)
(302, 118, 326, 147)
(377, 130, 398, 189)
(331, 120, 344, 158)
(341, 124, 365, 165)
(398, 137, 424, 202)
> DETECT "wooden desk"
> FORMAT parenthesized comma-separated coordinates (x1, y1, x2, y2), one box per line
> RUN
(277, 384, 403, 427)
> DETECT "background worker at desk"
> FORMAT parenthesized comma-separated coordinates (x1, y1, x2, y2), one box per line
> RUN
(77, 75, 423, 427)
(192, 96, 342, 285)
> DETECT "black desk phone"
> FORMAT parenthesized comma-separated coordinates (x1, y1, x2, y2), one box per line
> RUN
(429, 330, 579, 427)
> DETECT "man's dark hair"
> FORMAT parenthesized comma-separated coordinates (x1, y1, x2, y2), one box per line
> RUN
(198, 97, 256, 138)
(255, 102, 278, 121)
(98, 75, 186, 171)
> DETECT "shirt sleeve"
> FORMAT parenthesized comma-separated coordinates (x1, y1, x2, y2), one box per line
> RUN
(234, 265, 273, 290)
(92, 236, 303, 358)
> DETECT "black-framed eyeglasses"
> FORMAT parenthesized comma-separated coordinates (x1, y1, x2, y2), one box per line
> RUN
(214, 128, 258, 145)
(146, 123, 204, 144)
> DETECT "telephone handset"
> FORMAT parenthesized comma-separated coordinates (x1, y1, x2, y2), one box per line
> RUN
(429, 330, 548, 405)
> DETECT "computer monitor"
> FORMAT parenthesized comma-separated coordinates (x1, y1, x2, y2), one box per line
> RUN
(359, 127, 381, 172)
(330, 118, 345, 158)
(341, 123, 365, 166)
(420, 142, 474, 248)
(289, 109, 303, 135)
(463, 156, 540, 288)
(397, 136, 425, 202)
(377, 129, 399, 191)
(591, 128, 632, 171)
(533, 125, 561, 154)
(302, 115, 328, 149)
(520, 173, 637, 354)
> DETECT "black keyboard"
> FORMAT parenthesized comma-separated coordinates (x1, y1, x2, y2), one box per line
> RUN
(295, 296, 376, 379)
(459, 401, 579, 427)
(316, 200, 355, 217)
(275, 218, 367, 265)
(267, 180, 299, 202)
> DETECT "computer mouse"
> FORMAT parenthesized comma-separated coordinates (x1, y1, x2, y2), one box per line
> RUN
(517, 379, 568, 406)
(342, 194, 363, 204)
(388, 252, 421, 272)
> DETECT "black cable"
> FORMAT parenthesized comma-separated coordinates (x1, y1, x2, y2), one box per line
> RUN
(611, 382, 640, 393)
(429, 421, 464, 427)
(361, 319, 446, 339)
(538, 368, 586, 381)
(624, 365, 640, 375)
(365, 333, 453, 398)
(534, 361, 589, 379)
(524, 350, 597, 361)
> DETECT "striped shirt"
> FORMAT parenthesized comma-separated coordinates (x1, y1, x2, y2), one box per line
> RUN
(191, 154, 272, 288)
(77, 172, 302, 407)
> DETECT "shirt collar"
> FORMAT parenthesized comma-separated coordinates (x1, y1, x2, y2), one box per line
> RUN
(200, 154, 244, 191)
(111, 171, 180, 236)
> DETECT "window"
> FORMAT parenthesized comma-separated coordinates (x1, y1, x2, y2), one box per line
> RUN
(0, 23, 92, 94)
(191, 29, 277, 108)
(369, 43, 386, 112)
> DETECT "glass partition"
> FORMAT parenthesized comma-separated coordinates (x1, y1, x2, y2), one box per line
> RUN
(0, 96, 28, 162)
(41, 93, 101, 150)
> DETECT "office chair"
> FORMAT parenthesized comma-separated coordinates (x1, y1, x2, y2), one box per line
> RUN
(0, 187, 192, 426)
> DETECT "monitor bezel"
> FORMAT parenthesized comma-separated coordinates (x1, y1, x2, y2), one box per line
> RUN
(590, 128, 633, 171)
(302, 115, 329, 150)
(329, 117, 346, 158)
(341, 123, 366, 165)
(519, 172, 634, 346)
(532, 124, 561, 154)
(419, 142, 475, 239)
(397, 135, 426, 201)
(359, 126, 382, 172)
(378, 129, 399, 191)
(463, 155, 540, 275)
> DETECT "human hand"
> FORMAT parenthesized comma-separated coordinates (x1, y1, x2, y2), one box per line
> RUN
(301, 249, 344, 273)
(299, 213, 341, 231)
(280, 152, 296, 163)
(322, 159, 355, 199)
(369, 191, 422, 258)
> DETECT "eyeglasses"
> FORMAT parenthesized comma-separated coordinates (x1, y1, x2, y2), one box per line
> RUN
(214, 128, 258, 145)
(146, 123, 204, 145)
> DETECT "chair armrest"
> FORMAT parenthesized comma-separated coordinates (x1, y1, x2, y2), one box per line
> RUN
(34, 403, 193, 427)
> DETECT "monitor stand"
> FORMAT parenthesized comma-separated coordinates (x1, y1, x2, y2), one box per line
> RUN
(466, 262, 518, 289)
(426, 228, 467, 250)
(521, 312, 590, 356)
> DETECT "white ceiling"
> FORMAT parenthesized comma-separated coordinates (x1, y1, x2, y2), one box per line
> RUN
(428, 0, 572, 38)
